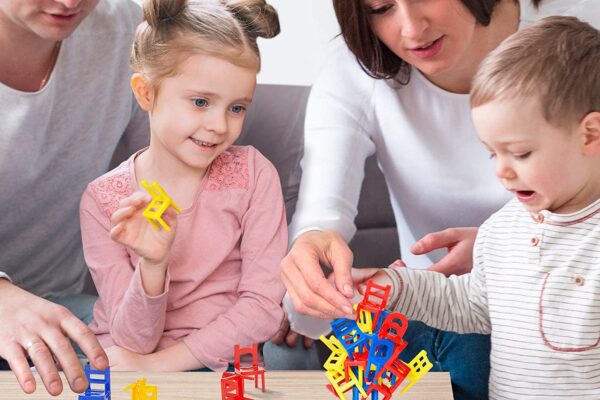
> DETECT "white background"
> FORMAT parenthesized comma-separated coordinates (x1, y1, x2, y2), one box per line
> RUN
(257, 0, 339, 86)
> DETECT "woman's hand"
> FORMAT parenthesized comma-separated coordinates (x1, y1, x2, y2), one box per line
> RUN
(110, 191, 177, 265)
(280, 231, 356, 320)
(412, 227, 478, 276)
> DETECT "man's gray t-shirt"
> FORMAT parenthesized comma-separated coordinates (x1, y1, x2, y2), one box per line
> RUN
(0, 0, 149, 298)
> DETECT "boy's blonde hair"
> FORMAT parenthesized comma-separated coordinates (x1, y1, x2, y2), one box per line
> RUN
(131, 0, 279, 87)
(471, 16, 600, 128)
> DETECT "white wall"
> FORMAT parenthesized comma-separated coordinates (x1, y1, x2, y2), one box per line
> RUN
(257, 0, 339, 86)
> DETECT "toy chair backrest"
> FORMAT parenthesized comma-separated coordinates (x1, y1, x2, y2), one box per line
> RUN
(234, 343, 260, 371)
(361, 281, 391, 310)
(378, 312, 408, 344)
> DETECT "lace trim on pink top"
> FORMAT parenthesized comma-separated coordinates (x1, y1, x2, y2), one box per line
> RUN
(88, 146, 250, 217)
(88, 165, 133, 218)
(205, 146, 249, 191)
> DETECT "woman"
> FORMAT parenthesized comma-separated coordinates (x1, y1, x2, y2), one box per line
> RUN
(279, 1, 600, 399)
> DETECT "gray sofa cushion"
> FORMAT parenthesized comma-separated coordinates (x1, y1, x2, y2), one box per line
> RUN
(237, 84, 399, 267)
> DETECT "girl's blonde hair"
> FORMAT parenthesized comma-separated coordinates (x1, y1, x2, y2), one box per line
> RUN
(131, 0, 279, 86)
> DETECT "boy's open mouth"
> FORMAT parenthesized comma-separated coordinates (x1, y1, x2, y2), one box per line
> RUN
(515, 190, 536, 201)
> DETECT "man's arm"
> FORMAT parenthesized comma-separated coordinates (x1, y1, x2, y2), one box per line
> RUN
(0, 280, 108, 395)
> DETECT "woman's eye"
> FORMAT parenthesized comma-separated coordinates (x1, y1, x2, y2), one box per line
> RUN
(230, 105, 246, 114)
(488, 152, 496, 159)
(194, 98, 208, 108)
(367, 4, 392, 15)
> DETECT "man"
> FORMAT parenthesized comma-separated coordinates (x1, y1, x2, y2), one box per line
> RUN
(0, 0, 148, 395)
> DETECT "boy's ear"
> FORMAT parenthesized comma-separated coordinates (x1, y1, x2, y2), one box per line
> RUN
(131, 73, 153, 111)
(579, 111, 600, 156)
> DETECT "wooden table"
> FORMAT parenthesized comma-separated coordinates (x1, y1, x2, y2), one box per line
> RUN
(0, 371, 453, 399)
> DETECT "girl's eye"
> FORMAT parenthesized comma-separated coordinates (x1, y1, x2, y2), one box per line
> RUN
(488, 152, 496, 159)
(230, 105, 246, 114)
(193, 98, 208, 108)
(514, 152, 531, 160)
(366, 4, 393, 15)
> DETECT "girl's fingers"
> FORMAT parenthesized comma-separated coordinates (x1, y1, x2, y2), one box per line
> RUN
(117, 192, 151, 209)
(110, 206, 137, 225)
(161, 207, 178, 230)
(109, 223, 126, 241)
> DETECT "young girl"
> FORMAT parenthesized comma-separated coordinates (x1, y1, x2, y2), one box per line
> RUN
(79, 0, 285, 372)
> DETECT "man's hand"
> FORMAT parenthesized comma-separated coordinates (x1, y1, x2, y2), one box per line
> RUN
(412, 227, 478, 276)
(0, 280, 108, 395)
(280, 231, 355, 319)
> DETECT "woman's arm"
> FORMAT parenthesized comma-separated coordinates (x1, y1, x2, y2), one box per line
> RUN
(282, 43, 380, 318)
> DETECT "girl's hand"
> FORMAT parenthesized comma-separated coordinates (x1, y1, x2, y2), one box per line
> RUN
(110, 191, 177, 265)
(412, 227, 477, 276)
(105, 346, 145, 372)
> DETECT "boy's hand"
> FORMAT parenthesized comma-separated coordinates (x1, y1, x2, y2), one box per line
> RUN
(329, 260, 404, 299)
(412, 227, 477, 276)
(110, 191, 177, 265)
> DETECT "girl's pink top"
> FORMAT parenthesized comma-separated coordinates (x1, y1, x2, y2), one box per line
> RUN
(80, 146, 287, 371)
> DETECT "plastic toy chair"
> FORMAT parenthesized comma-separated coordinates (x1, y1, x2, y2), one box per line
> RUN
(325, 368, 356, 400)
(221, 372, 252, 400)
(356, 281, 391, 330)
(401, 350, 433, 393)
(234, 343, 265, 392)
(378, 312, 409, 349)
(123, 378, 157, 400)
(330, 318, 370, 358)
(321, 334, 348, 371)
(78, 365, 111, 400)
(141, 180, 181, 231)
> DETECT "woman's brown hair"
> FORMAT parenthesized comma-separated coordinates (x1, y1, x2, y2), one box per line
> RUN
(332, 0, 542, 84)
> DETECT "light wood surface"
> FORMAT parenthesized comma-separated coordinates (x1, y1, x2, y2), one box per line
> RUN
(0, 371, 453, 399)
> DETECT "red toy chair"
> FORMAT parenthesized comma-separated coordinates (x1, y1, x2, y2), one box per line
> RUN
(234, 343, 265, 392)
(221, 372, 251, 400)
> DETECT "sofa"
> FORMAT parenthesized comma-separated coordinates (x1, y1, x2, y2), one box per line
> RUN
(237, 84, 400, 267)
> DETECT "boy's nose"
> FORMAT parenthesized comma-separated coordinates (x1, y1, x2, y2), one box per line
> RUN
(495, 161, 516, 180)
